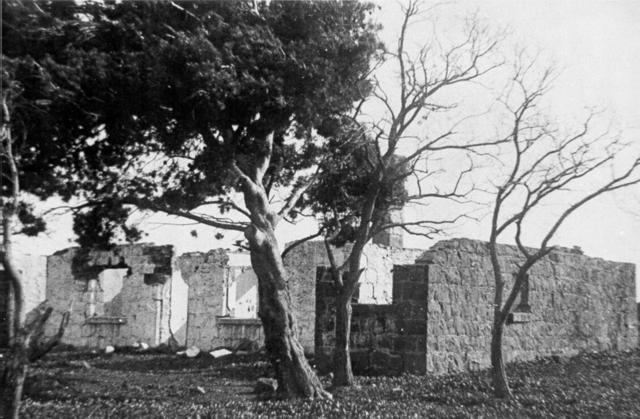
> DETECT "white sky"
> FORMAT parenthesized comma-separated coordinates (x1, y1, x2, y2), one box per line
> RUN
(18, 0, 640, 299)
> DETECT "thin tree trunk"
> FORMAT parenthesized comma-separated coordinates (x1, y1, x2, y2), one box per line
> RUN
(1, 335, 28, 419)
(7, 281, 15, 344)
(1, 112, 69, 416)
(490, 318, 512, 398)
(332, 289, 354, 386)
(489, 236, 513, 398)
(247, 225, 329, 399)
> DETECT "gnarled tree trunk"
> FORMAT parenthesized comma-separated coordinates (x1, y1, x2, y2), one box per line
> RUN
(234, 132, 329, 399)
(246, 224, 329, 398)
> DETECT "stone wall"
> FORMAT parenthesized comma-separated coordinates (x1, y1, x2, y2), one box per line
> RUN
(315, 264, 428, 375)
(14, 253, 48, 315)
(314, 238, 636, 376)
(284, 240, 424, 353)
(0, 253, 47, 346)
(178, 249, 228, 349)
(421, 238, 637, 375)
(45, 244, 176, 348)
(179, 250, 267, 350)
(216, 318, 263, 349)
(45, 244, 262, 350)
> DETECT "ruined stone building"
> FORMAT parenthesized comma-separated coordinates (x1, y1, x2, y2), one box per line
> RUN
(314, 239, 637, 375)
(0, 234, 637, 376)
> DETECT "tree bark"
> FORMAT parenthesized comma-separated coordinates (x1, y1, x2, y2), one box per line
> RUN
(489, 234, 513, 399)
(332, 289, 354, 386)
(1, 335, 28, 419)
(6, 281, 15, 344)
(1, 305, 69, 418)
(490, 318, 512, 398)
(246, 225, 329, 399)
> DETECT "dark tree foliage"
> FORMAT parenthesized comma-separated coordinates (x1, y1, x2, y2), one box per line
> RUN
(302, 120, 409, 247)
(3, 0, 380, 245)
(3, 0, 381, 399)
(5, 1, 378, 245)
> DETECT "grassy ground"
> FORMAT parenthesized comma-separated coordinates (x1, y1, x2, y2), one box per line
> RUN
(6, 348, 639, 418)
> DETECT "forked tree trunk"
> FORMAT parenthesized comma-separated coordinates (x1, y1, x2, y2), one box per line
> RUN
(490, 319, 512, 398)
(332, 289, 354, 386)
(489, 239, 513, 399)
(247, 225, 329, 399)
(1, 335, 29, 419)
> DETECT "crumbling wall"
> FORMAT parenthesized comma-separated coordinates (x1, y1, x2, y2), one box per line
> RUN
(0, 253, 47, 346)
(421, 238, 638, 375)
(284, 240, 424, 353)
(315, 264, 428, 375)
(226, 266, 258, 319)
(14, 253, 48, 315)
(45, 244, 174, 348)
(169, 268, 189, 346)
(314, 237, 636, 376)
(180, 250, 265, 350)
(179, 249, 228, 349)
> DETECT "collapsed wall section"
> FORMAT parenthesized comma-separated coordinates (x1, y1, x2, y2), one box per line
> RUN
(285, 240, 424, 353)
(178, 249, 228, 349)
(179, 250, 262, 350)
(45, 244, 175, 348)
(315, 264, 428, 375)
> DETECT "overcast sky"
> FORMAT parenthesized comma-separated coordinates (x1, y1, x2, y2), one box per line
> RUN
(18, 0, 640, 298)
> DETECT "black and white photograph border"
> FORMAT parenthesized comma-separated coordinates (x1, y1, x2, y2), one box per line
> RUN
(1, 1, 638, 417)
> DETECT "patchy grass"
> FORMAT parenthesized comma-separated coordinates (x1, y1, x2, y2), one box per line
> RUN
(6, 348, 640, 418)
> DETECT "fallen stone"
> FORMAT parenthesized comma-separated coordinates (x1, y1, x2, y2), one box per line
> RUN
(254, 378, 278, 394)
(185, 346, 200, 358)
(235, 338, 261, 353)
(104, 345, 115, 354)
(132, 342, 140, 349)
(210, 348, 232, 358)
(176, 350, 187, 356)
(139, 342, 149, 351)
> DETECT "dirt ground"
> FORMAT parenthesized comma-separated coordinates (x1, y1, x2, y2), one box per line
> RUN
(5, 347, 640, 418)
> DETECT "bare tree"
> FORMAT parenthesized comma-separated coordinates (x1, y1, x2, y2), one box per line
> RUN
(487, 57, 640, 398)
(308, 1, 508, 387)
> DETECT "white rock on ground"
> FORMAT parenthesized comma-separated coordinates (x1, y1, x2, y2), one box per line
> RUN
(209, 348, 232, 358)
(104, 345, 115, 354)
(185, 346, 200, 358)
